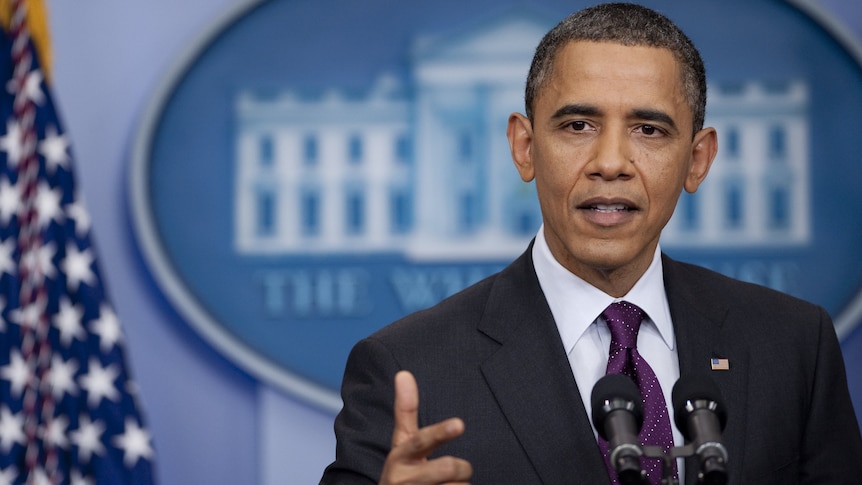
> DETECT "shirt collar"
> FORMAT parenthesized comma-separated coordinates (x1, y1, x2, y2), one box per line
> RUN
(532, 225, 675, 354)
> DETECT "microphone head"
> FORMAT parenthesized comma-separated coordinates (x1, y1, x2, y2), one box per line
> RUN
(591, 373, 644, 438)
(672, 373, 728, 440)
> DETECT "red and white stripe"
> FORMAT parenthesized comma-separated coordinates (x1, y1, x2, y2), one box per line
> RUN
(9, 0, 58, 483)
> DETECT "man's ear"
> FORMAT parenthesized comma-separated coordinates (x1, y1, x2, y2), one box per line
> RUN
(684, 126, 718, 194)
(507, 112, 535, 182)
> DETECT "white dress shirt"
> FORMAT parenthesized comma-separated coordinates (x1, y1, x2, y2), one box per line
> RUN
(531, 226, 685, 480)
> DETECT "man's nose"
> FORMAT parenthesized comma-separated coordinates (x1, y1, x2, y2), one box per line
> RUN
(586, 129, 634, 180)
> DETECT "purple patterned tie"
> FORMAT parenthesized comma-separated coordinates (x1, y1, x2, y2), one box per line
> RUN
(598, 301, 677, 484)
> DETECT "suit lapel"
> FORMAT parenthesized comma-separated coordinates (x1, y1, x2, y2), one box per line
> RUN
(663, 256, 750, 484)
(478, 250, 610, 485)
(474, 251, 753, 483)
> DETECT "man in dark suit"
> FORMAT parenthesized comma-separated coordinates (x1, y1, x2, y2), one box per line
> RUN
(321, 3, 862, 484)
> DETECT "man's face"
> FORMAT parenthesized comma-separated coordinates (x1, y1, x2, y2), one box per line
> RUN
(508, 41, 717, 294)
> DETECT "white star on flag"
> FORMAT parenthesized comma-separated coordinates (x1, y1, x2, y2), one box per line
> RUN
(42, 415, 70, 449)
(19, 240, 56, 282)
(69, 469, 94, 485)
(10, 302, 46, 330)
(52, 296, 86, 346)
(0, 120, 22, 167)
(0, 465, 16, 485)
(91, 304, 122, 352)
(0, 407, 24, 453)
(35, 181, 63, 228)
(22, 69, 44, 105)
(49, 354, 79, 400)
(69, 415, 105, 464)
(0, 177, 19, 225)
(113, 419, 154, 468)
(7, 68, 44, 107)
(61, 243, 96, 292)
(79, 358, 120, 408)
(65, 198, 91, 237)
(37, 124, 69, 173)
(28, 467, 50, 485)
(0, 350, 30, 398)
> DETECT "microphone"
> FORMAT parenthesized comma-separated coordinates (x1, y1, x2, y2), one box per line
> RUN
(672, 374, 729, 485)
(592, 374, 645, 485)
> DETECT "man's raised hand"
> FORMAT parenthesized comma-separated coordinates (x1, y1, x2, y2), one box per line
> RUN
(379, 371, 473, 485)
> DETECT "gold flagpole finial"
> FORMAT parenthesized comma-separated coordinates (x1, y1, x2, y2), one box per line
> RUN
(0, 0, 53, 83)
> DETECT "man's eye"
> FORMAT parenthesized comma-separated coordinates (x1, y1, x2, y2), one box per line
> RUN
(569, 121, 588, 131)
(640, 124, 659, 135)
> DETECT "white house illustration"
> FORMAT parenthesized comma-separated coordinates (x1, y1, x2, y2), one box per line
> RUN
(664, 81, 810, 246)
(234, 12, 811, 259)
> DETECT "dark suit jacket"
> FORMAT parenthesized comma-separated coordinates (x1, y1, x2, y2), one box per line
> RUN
(321, 248, 862, 484)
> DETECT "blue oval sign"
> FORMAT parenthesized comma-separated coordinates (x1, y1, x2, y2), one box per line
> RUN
(130, 0, 862, 411)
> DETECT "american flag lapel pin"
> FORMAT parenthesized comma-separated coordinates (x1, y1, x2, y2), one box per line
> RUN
(711, 358, 730, 371)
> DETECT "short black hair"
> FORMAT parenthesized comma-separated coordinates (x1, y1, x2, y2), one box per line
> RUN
(525, 3, 707, 135)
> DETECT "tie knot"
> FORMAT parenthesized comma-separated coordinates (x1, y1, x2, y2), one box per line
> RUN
(602, 301, 645, 349)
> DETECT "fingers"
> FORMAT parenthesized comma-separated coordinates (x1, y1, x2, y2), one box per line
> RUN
(381, 371, 473, 484)
(392, 371, 465, 456)
(382, 448, 473, 485)
(392, 370, 420, 447)
(392, 418, 465, 461)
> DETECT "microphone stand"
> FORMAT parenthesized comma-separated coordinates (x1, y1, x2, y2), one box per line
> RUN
(641, 444, 695, 485)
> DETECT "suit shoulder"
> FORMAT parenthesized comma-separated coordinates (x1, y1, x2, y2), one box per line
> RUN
(666, 257, 827, 317)
(370, 270, 499, 341)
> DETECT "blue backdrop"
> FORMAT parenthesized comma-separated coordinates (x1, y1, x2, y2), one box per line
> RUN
(46, 1, 862, 483)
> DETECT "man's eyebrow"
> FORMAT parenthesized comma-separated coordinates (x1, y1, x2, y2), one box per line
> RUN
(551, 104, 601, 119)
(631, 109, 677, 130)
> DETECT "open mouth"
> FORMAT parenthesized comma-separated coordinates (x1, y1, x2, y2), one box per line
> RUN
(590, 203, 632, 213)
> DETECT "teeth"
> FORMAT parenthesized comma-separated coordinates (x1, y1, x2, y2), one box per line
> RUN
(593, 204, 627, 212)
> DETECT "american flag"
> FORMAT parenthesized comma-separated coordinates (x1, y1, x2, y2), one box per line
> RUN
(0, 1, 156, 483)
